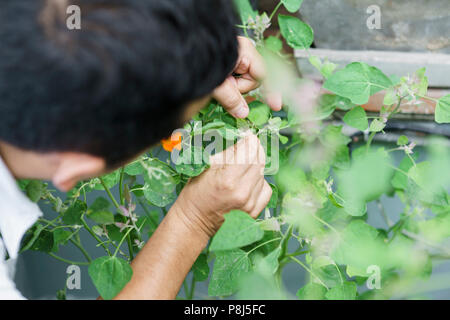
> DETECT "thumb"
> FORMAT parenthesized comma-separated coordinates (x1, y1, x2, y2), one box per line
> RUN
(213, 76, 249, 118)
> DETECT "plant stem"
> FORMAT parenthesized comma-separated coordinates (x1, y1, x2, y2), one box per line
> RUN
(113, 226, 135, 257)
(188, 277, 196, 300)
(366, 131, 377, 152)
(99, 177, 121, 210)
(126, 236, 134, 261)
(289, 256, 328, 289)
(269, 1, 283, 21)
(80, 216, 111, 256)
(119, 167, 125, 206)
(48, 253, 90, 266)
(99, 176, 134, 259)
(285, 250, 309, 258)
(183, 279, 190, 299)
(70, 238, 92, 262)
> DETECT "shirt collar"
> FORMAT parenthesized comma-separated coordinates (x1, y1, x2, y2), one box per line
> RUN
(0, 155, 43, 260)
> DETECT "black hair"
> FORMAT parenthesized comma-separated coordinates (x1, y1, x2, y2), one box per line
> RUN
(0, 0, 238, 167)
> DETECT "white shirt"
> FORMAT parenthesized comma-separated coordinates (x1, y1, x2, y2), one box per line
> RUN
(0, 156, 43, 299)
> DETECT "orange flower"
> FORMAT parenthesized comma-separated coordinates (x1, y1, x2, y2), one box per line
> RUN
(161, 132, 182, 152)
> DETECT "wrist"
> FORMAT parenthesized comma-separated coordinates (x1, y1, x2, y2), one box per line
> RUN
(171, 188, 224, 239)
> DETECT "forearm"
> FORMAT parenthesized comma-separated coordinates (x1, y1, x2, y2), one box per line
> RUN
(114, 200, 210, 300)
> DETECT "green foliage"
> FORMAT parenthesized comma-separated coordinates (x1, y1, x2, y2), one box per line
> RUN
(88, 256, 133, 300)
(19, 0, 450, 301)
(435, 94, 450, 124)
(343, 106, 368, 131)
(62, 200, 86, 225)
(325, 282, 357, 300)
(324, 62, 392, 105)
(208, 249, 251, 297)
(209, 210, 264, 251)
(297, 283, 326, 300)
(26, 180, 45, 203)
(248, 101, 271, 126)
(278, 15, 314, 50)
(233, 0, 257, 24)
(281, 0, 304, 13)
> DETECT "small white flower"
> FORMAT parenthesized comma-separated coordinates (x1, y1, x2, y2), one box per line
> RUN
(401, 142, 416, 154)
(134, 239, 145, 249)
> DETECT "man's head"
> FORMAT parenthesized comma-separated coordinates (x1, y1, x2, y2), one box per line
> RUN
(0, 0, 238, 190)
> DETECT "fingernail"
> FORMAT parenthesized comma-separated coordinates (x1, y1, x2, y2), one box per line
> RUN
(235, 104, 249, 118)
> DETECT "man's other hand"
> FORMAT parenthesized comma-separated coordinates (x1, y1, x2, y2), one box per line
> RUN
(213, 36, 282, 118)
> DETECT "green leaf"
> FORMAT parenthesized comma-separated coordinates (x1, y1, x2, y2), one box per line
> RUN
(261, 247, 281, 274)
(90, 197, 110, 212)
(233, 0, 257, 24)
(419, 214, 450, 243)
(143, 184, 176, 208)
(391, 155, 415, 190)
(267, 183, 279, 208)
(435, 94, 450, 124)
(30, 229, 54, 253)
(209, 210, 264, 251)
(278, 15, 314, 50)
(324, 62, 392, 105)
(56, 290, 66, 300)
(94, 170, 120, 190)
(20, 224, 45, 253)
(397, 135, 409, 146)
(343, 106, 368, 131)
(315, 94, 337, 120)
(62, 200, 87, 225)
(281, 0, 304, 13)
(337, 150, 393, 216)
(88, 256, 133, 300)
(279, 134, 289, 145)
(88, 210, 115, 225)
(383, 88, 397, 106)
(143, 159, 177, 194)
(319, 125, 351, 149)
(331, 220, 386, 276)
(369, 119, 386, 133)
(265, 36, 283, 53)
(297, 283, 327, 300)
(88, 199, 115, 226)
(312, 256, 342, 288)
(192, 253, 210, 282)
(325, 282, 357, 300)
(320, 61, 338, 79)
(53, 229, 72, 247)
(26, 180, 45, 202)
(208, 249, 251, 297)
(309, 56, 337, 79)
(17, 179, 30, 191)
(248, 101, 271, 126)
(175, 146, 207, 177)
(124, 161, 145, 176)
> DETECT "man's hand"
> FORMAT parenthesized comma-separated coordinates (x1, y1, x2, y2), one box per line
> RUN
(176, 133, 272, 238)
(115, 134, 271, 300)
(213, 36, 282, 118)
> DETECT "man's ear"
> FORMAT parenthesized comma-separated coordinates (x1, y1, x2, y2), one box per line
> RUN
(52, 153, 106, 192)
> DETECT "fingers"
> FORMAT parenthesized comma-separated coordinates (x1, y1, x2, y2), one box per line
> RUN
(250, 181, 272, 219)
(236, 37, 266, 80)
(209, 133, 263, 175)
(263, 91, 283, 112)
(213, 76, 249, 118)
